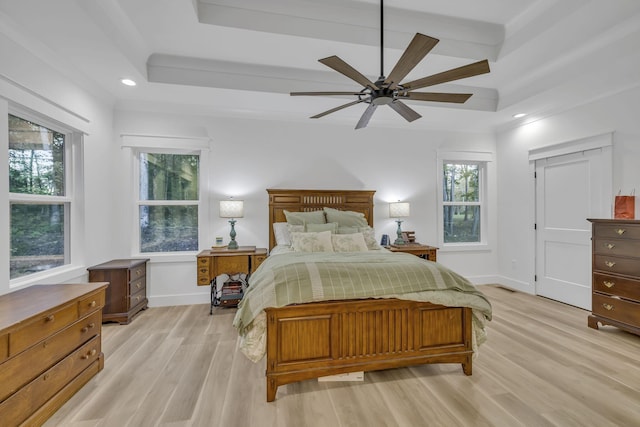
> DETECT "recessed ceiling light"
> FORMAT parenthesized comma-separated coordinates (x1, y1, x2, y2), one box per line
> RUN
(120, 78, 137, 87)
(513, 113, 526, 118)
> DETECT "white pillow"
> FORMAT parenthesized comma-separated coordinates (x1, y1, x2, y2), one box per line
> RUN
(272, 222, 303, 246)
(290, 231, 334, 252)
(331, 233, 369, 252)
(359, 226, 381, 250)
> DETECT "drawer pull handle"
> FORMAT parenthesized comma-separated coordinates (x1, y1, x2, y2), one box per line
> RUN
(81, 349, 97, 360)
(43, 373, 50, 381)
(136, 283, 142, 289)
(45, 314, 55, 322)
(605, 243, 615, 249)
(89, 300, 96, 308)
(602, 303, 614, 311)
(616, 228, 626, 235)
(136, 295, 142, 302)
(604, 261, 616, 268)
(81, 323, 96, 333)
(603, 281, 615, 288)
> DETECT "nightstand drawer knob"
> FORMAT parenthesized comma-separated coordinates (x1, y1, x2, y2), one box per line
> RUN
(605, 243, 615, 250)
(89, 300, 96, 308)
(616, 228, 626, 235)
(602, 303, 614, 311)
(604, 261, 616, 268)
(45, 315, 55, 322)
(603, 281, 615, 288)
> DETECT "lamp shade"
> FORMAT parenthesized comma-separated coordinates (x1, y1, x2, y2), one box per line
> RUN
(219, 200, 244, 218)
(389, 202, 410, 218)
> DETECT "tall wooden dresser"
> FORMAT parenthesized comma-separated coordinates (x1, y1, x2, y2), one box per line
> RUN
(88, 258, 149, 324)
(588, 219, 640, 335)
(0, 283, 107, 426)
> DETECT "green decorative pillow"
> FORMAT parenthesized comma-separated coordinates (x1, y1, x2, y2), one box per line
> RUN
(358, 226, 381, 250)
(290, 231, 334, 252)
(331, 233, 369, 252)
(323, 207, 369, 228)
(306, 222, 339, 233)
(337, 226, 359, 234)
(284, 209, 326, 225)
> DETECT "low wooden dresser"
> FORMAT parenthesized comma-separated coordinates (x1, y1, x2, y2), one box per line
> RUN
(588, 219, 640, 335)
(0, 282, 107, 426)
(88, 258, 149, 324)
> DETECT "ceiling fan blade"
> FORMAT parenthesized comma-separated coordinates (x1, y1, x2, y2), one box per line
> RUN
(319, 56, 379, 90)
(401, 92, 473, 103)
(401, 59, 490, 91)
(388, 101, 421, 123)
(291, 91, 364, 96)
(355, 103, 377, 129)
(384, 33, 439, 90)
(311, 99, 365, 119)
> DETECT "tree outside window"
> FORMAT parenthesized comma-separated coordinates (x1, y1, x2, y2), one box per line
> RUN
(8, 114, 68, 278)
(138, 152, 200, 252)
(442, 162, 482, 243)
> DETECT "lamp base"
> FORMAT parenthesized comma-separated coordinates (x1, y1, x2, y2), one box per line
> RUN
(394, 219, 405, 245)
(228, 219, 239, 250)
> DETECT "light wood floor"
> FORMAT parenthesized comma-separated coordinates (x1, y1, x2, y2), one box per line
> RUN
(44, 285, 640, 427)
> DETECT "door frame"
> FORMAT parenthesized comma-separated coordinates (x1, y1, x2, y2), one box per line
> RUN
(528, 132, 613, 298)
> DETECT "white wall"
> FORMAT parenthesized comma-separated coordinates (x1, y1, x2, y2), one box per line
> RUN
(496, 87, 640, 293)
(115, 111, 499, 306)
(0, 31, 117, 295)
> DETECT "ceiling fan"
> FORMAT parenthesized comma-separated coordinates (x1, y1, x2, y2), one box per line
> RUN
(290, 0, 491, 129)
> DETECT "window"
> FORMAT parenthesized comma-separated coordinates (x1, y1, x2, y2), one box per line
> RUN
(438, 152, 491, 248)
(137, 152, 200, 253)
(8, 114, 70, 279)
(443, 162, 482, 243)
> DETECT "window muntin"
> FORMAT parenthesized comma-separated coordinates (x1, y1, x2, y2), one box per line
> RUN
(138, 152, 200, 253)
(442, 161, 483, 244)
(8, 114, 70, 279)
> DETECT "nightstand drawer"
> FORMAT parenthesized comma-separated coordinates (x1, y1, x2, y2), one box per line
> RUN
(593, 238, 640, 256)
(594, 223, 640, 240)
(215, 256, 250, 275)
(252, 254, 268, 272)
(129, 264, 146, 281)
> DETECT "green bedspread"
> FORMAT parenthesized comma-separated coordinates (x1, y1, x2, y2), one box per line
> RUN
(232, 250, 492, 362)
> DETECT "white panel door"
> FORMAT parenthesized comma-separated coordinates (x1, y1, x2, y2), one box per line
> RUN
(535, 148, 609, 309)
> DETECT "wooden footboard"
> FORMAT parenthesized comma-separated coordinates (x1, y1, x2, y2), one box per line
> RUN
(265, 298, 473, 401)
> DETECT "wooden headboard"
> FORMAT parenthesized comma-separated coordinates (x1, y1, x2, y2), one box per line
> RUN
(267, 189, 375, 250)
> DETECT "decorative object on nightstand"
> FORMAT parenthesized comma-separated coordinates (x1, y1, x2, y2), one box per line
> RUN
(220, 199, 244, 250)
(389, 201, 410, 245)
(196, 247, 268, 314)
(388, 243, 438, 262)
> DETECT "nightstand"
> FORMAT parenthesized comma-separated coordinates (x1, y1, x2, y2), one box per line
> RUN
(387, 243, 438, 262)
(196, 246, 268, 313)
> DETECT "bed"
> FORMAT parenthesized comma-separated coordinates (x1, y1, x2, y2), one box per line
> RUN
(233, 189, 491, 401)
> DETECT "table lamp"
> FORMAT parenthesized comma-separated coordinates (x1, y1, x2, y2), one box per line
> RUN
(219, 199, 244, 249)
(389, 201, 410, 245)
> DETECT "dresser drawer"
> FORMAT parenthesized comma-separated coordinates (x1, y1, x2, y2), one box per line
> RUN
(9, 303, 78, 357)
(593, 238, 640, 257)
(215, 256, 249, 275)
(0, 310, 101, 402)
(594, 223, 640, 240)
(130, 287, 147, 308)
(0, 333, 7, 364)
(592, 293, 640, 326)
(78, 289, 105, 317)
(593, 273, 640, 302)
(0, 335, 101, 426)
(593, 254, 640, 277)
(129, 264, 146, 282)
(129, 276, 146, 295)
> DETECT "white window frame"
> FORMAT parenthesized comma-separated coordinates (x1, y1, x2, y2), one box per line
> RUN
(436, 151, 492, 252)
(8, 107, 84, 288)
(129, 145, 208, 260)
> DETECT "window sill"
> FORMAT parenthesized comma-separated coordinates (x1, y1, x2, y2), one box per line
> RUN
(10, 265, 88, 290)
(438, 243, 492, 253)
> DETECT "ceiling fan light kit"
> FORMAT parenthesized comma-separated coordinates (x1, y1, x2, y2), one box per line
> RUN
(291, 0, 491, 129)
